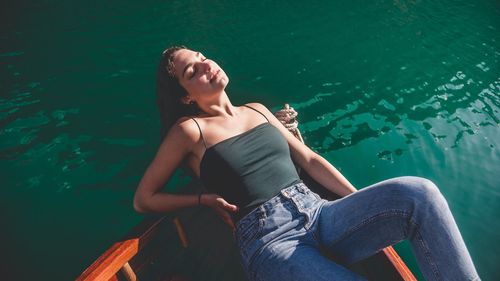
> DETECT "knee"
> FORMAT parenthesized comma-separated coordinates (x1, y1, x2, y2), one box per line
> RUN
(397, 176, 445, 205)
(406, 176, 439, 192)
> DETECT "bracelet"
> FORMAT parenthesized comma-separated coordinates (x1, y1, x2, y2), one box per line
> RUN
(198, 192, 203, 206)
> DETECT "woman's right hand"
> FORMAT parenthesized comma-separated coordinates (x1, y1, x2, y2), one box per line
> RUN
(201, 194, 239, 230)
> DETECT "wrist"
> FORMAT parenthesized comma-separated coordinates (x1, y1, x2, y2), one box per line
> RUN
(198, 192, 204, 206)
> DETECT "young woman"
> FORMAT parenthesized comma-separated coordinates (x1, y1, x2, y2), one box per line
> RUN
(133, 46, 480, 281)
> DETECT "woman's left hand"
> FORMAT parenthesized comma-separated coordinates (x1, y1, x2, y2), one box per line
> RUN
(201, 193, 239, 230)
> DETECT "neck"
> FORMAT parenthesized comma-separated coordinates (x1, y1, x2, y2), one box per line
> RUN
(196, 91, 237, 118)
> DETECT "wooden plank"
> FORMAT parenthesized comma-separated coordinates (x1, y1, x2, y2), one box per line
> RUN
(172, 217, 189, 248)
(128, 220, 179, 279)
(77, 216, 168, 281)
(383, 247, 417, 281)
(77, 239, 139, 281)
(120, 262, 137, 281)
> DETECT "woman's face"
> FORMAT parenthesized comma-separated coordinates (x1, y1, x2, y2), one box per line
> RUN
(172, 49, 229, 103)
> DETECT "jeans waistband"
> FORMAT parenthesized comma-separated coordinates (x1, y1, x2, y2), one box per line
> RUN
(235, 181, 307, 232)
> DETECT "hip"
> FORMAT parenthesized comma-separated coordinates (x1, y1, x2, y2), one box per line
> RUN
(234, 181, 326, 270)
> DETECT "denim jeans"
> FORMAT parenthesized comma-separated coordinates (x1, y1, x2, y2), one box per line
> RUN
(234, 177, 480, 281)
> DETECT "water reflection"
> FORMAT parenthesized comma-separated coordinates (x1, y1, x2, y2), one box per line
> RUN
(292, 67, 499, 156)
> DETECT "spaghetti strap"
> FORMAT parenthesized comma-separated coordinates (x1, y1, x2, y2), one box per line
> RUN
(191, 118, 207, 149)
(244, 104, 269, 122)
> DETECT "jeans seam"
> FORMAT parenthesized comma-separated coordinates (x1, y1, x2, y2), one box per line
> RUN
(409, 218, 442, 281)
(284, 192, 311, 229)
(247, 239, 274, 280)
(309, 201, 326, 243)
(330, 209, 411, 245)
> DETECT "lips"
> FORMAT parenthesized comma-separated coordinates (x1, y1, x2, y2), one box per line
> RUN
(210, 69, 220, 82)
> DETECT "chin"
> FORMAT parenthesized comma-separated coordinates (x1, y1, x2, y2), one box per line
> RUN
(217, 77, 229, 89)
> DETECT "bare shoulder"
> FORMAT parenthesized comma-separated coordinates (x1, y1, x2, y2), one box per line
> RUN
(246, 102, 285, 125)
(161, 117, 200, 147)
(245, 102, 274, 118)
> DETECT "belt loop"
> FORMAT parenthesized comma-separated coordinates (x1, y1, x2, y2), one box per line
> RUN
(280, 187, 289, 198)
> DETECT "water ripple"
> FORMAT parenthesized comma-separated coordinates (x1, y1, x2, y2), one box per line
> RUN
(294, 60, 499, 155)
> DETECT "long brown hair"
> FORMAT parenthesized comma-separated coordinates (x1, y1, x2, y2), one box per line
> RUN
(156, 46, 200, 140)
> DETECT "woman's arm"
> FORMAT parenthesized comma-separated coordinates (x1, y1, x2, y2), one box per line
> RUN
(248, 103, 357, 197)
(133, 118, 200, 213)
(133, 118, 239, 228)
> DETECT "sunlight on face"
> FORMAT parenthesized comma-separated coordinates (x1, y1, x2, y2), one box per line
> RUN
(172, 49, 229, 101)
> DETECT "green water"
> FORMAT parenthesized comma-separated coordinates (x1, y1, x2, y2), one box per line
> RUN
(2, 0, 499, 280)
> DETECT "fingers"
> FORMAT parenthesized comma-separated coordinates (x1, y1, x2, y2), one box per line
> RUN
(213, 196, 238, 212)
(220, 200, 239, 212)
(222, 213, 235, 230)
(204, 194, 238, 230)
(214, 207, 236, 230)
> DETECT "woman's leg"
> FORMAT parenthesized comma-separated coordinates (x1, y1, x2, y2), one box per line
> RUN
(314, 176, 479, 281)
(237, 183, 367, 281)
(252, 238, 367, 281)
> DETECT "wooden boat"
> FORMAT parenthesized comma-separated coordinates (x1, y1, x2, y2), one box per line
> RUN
(77, 105, 417, 281)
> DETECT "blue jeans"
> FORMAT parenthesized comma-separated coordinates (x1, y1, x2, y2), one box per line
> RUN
(234, 177, 480, 281)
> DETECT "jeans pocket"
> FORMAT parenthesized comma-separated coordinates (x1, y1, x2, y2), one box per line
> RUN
(238, 219, 262, 243)
(236, 216, 265, 261)
(289, 186, 324, 229)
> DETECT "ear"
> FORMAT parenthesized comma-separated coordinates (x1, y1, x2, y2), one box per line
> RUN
(180, 96, 192, 105)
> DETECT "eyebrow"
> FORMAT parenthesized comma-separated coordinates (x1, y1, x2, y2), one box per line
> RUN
(182, 52, 201, 78)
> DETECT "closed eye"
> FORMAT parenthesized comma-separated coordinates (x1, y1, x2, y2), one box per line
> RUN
(189, 66, 197, 79)
(189, 57, 207, 79)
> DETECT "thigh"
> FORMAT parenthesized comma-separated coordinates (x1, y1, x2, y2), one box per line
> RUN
(316, 176, 435, 264)
(252, 240, 366, 281)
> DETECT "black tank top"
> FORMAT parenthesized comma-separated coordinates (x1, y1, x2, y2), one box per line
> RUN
(192, 105, 301, 221)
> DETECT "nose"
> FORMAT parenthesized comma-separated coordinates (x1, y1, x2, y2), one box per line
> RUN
(193, 59, 212, 78)
(202, 60, 212, 73)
